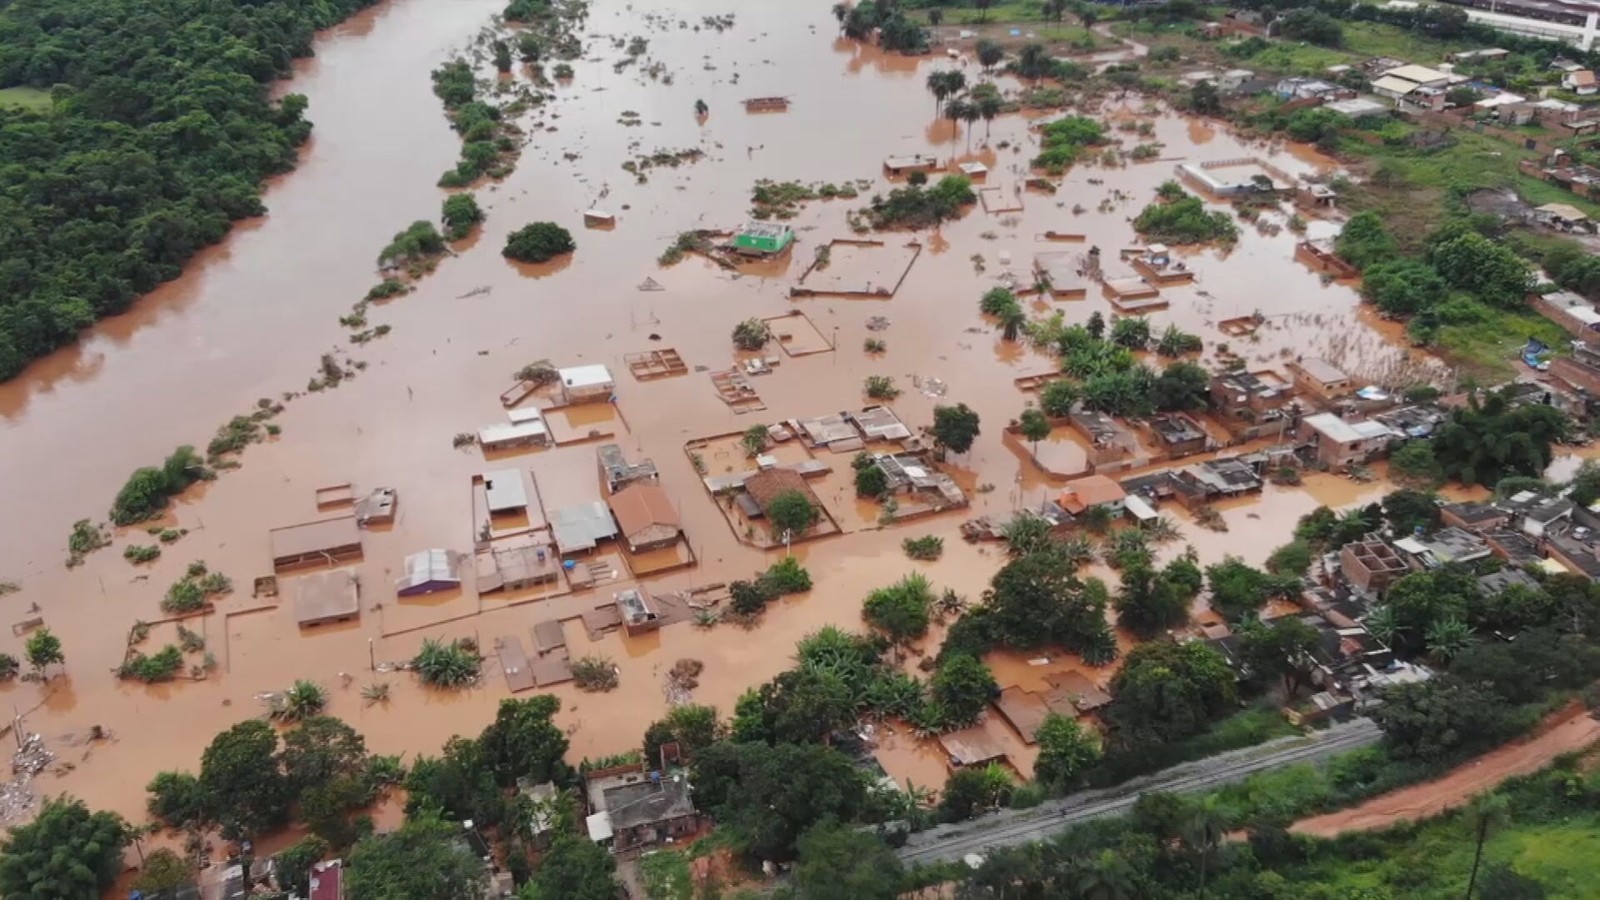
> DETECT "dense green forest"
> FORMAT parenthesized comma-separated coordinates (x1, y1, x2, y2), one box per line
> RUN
(0, 0, 382, 380)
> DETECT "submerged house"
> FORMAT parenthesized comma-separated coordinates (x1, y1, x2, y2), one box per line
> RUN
(732, 223, 795, 256)
(607, 483, 682, 553)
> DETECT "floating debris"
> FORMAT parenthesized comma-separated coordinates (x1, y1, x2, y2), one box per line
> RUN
(913, 375, 947, 399)
(866, 316, 891, 332)
(0, 734, 54, 825)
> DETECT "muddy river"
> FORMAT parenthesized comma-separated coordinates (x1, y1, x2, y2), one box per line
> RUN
(0, 0, 1467, 825)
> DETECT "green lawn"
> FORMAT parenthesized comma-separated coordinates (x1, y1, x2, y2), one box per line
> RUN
(909, 3, 1055, 25)
(1340, 20, 1468, 63)
(1248, 42, 1356, 73)
(0, 86, 50, 112)
(1435, 308, 1569, 381)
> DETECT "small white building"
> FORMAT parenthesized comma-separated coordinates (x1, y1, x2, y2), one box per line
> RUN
(559, 364, 616, 403)
(1563, 69, 1598, 95)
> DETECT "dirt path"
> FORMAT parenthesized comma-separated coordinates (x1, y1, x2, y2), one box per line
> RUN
(1291, 708, 1600, 837)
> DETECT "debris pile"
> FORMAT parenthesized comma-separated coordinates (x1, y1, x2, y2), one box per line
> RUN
(663, 658, 704, 705)
(0, 734, 54, 825)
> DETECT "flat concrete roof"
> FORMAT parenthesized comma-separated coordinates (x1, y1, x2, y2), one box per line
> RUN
(483, 469, 529, 512)
(293, 569, 359, 626)
(270, 516, 362, 568)
(479, 419, 549, 447)
(560, 364, 615, 389)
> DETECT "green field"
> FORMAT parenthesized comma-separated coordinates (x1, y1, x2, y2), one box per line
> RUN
(909, 3, 1054, 25)
(0, 87, 50, 112)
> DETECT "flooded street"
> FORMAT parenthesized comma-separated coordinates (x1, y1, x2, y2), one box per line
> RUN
(0, 0, 1453, 821)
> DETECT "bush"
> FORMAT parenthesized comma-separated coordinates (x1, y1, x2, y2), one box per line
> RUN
(863, 573, 934, 644)
(413, 638, 480, 688)
(1134, 191, 1238, 245)
(119, 645, 185, 682)
(862, 176, 975, 229)
(111, 446, 207, 525)
(366, 279, 408, 301)
(571, 656, 619, 692)
(902, 535, 944, 560)
(503, 222, 576, 263)
(1032, 116, 1108, 173)
(378, 221, 446, 267)
(761, 556, 813, 594)
(856, 463, 890, 498)
(732, 318, 770, 350)
(728, 578, 778, 616)
(441, 193, 485, 241)
(864, 375, 900, 400)
(123, 545, 161, 564)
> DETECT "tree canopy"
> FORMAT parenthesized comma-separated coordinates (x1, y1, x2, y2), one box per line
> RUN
(198, 720, 290, 839)
(767, 489, 819, 537)
(346, 810, 489, 900)
(503, 222, 575, 263)
(518, 833, 616, 900)
(0, 0, 385, 380)
(692, 740, 867, 862)
(1429, 388, 1565, 487)
(0, 797, 129, 900)
(931, 402, 981, 455)
(983, 548, 1117, 663)
(1104, 640, 1237, 752)
(791, 824, 904, 900)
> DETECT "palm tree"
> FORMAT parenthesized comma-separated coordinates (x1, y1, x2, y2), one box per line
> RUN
(1465, 793, 1510, 898)
(832, 2, 849, 30)
(975, 38, 1004, 74)
(944, 97, 973, 148)
(973, 85, 1002, 140)
(1182, 796, 1231, 898)
(1043, 0, 1069, 21)
(975, 0, 994, 23)
(1016, 43, 1053, 83)
(926, 70, 965, 118)
(928, 7, 943, 29)
(999, 304, 1027, 342)
(959, 99, 981, 152)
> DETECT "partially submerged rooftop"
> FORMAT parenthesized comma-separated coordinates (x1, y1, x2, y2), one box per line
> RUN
(294, 569, 360, 627)
(550, 500, 618, 553)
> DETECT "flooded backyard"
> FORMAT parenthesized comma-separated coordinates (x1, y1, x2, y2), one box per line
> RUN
(0, 0, 1471, 824)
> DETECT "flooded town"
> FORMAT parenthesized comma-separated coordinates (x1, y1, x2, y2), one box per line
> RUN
(5, 0, 1600, 896)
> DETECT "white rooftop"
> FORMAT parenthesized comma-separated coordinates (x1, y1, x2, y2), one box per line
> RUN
(1304, 412, 1391, 444)
(560, 364, 615, 389)
(478, 419, 549, 446)
(1125, 494, 1158, 521)
(396, 549, 460, 591)
(1383, 64, 1450, 85)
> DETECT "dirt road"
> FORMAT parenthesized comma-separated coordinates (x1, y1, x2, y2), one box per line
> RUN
(1291, 707, 1600, 837)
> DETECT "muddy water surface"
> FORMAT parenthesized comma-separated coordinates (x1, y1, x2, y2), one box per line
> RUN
(0, 0, 1434, 823)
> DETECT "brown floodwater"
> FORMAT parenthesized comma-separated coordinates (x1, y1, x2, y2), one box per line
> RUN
(0, 0, 1540, 829)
